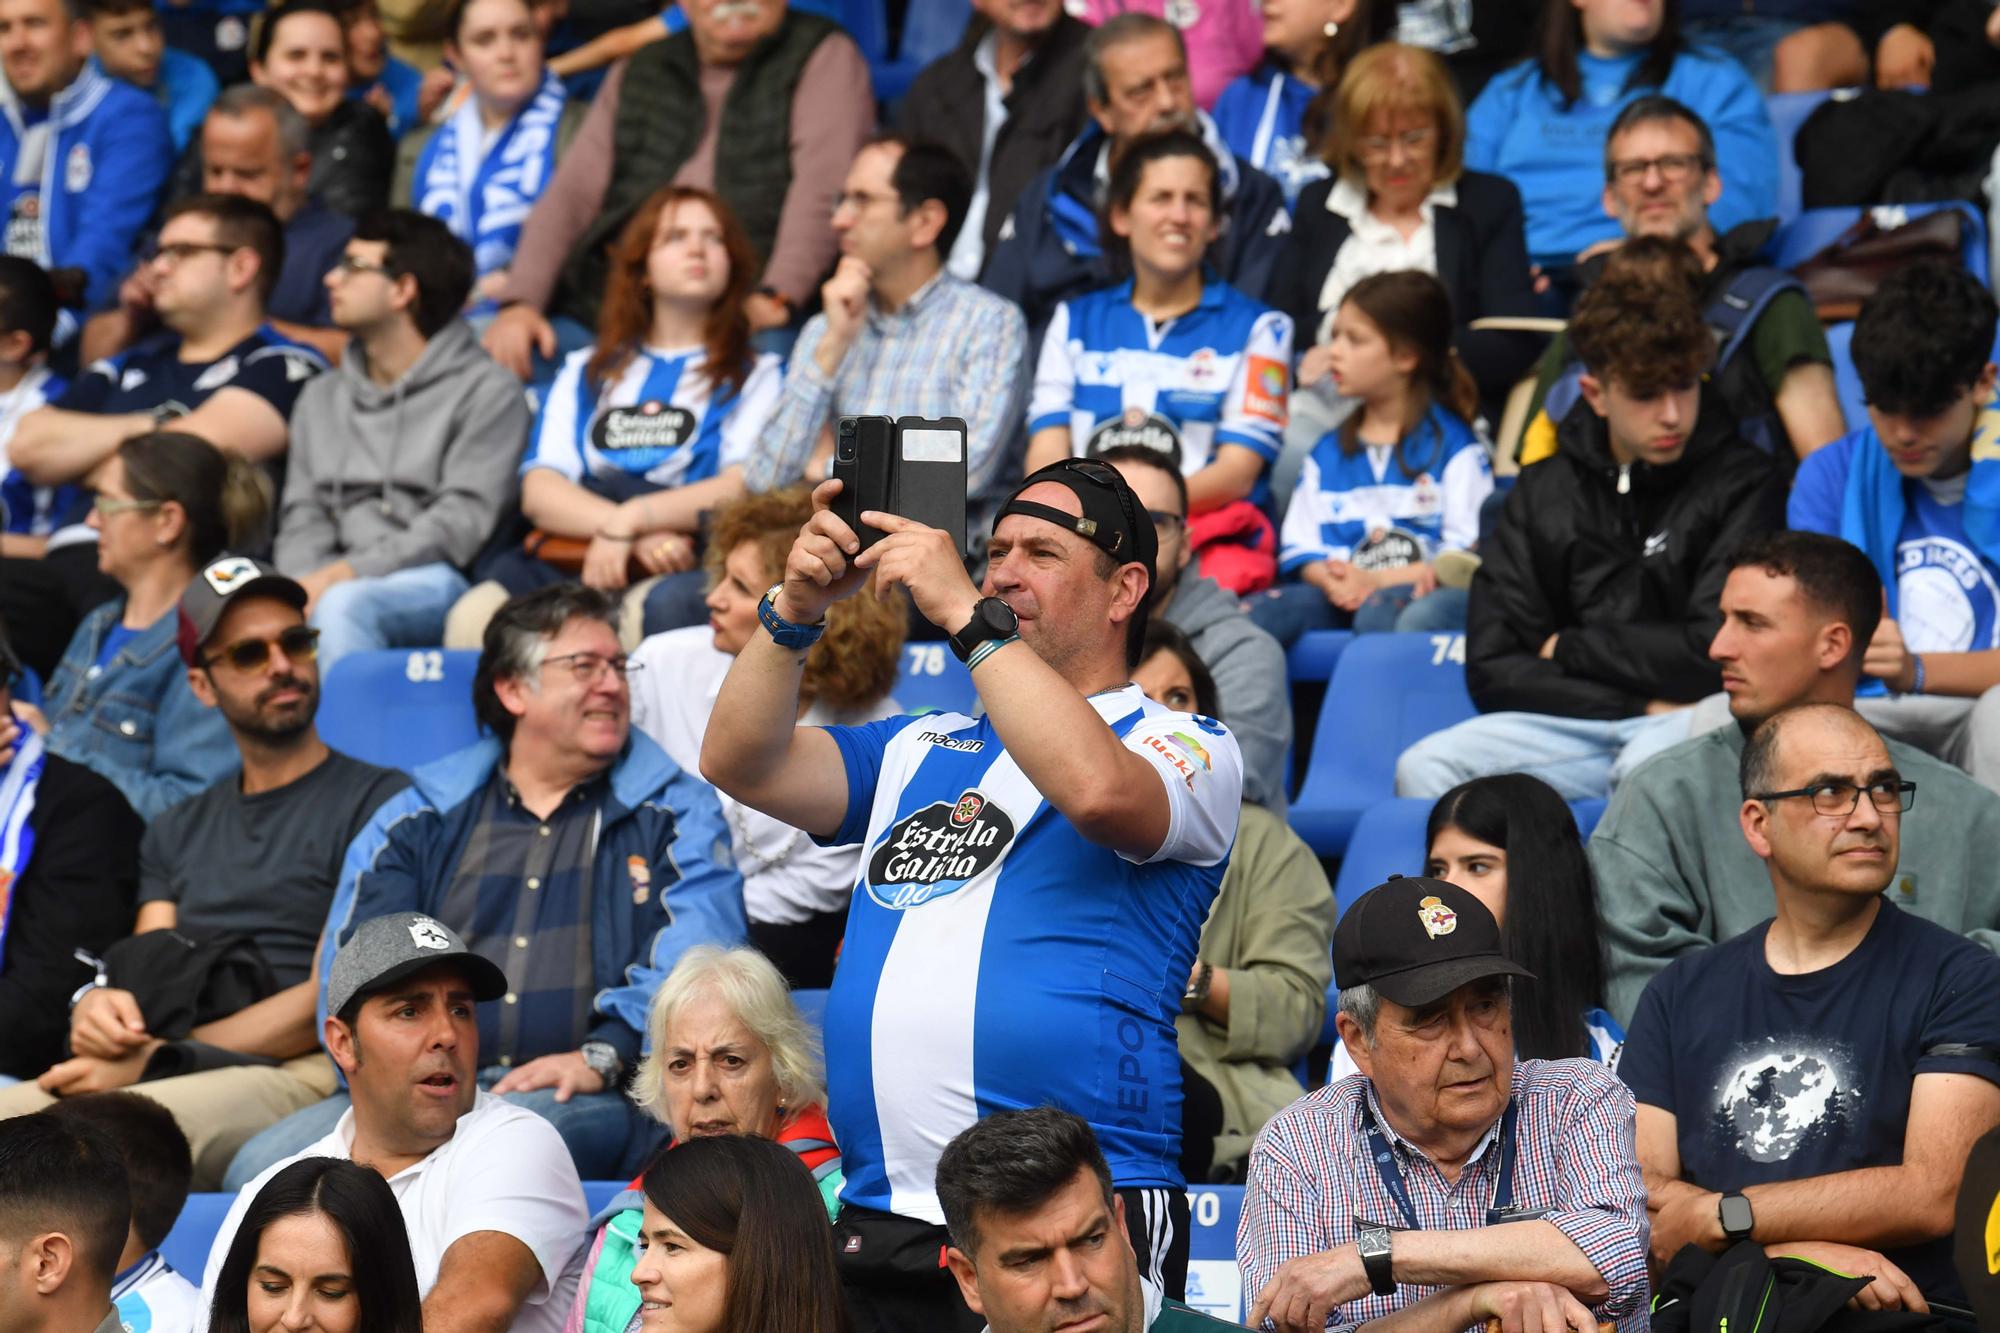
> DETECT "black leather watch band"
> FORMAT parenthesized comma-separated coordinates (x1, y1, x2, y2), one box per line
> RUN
(1358, 1225, 1395, 1296)
(948, 597, 1019, 664)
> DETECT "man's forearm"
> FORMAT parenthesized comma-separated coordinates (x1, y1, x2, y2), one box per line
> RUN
(1745, 1166, 1956, 1249)
(1914, 647, 2000, 698)
(701, 626, 815, 800)
(1389, 1222, 1607, 1300)
(188, 980, 319, 1059)
(1358, 1286, 1484, 1333)
(11, 408, 153, 485)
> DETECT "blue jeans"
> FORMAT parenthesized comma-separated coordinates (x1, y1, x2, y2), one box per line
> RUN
(1394, 708, 1696, 801)
(312, 562, 470, 674)
(1246, 582, 1470, 647)
(221, 1066, 663, 1189)
(640, 568, 711, 636)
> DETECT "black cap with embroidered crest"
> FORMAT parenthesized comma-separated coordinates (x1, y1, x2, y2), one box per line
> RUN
(325, 911, 508, 1019)
(1333, 875, 1533, 1008)
(176, 553, 307, 666)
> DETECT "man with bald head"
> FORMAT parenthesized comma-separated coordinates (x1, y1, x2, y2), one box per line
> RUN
(1619, 703, 2000, 1314)
(702, 460, 1244, 1329)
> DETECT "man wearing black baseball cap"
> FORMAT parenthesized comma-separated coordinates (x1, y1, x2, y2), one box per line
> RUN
(1238, 876, 1650, 1333)
(704, 463, 1245, 1329)
(0, 553, 406, 1189)
(198, 911, 590, 1331)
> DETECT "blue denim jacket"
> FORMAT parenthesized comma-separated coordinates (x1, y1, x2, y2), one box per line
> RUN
(44, 601, 238, 821)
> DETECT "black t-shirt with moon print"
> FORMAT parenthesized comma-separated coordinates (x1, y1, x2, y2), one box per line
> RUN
(1620, 901, 2000, 1302)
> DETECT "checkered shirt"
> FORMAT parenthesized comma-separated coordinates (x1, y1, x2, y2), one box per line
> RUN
(1236, 1060, 1650, 1331)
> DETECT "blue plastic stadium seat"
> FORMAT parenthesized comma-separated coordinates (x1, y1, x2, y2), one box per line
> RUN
(1825, 320, 1866, 431)
(1286, 629, 1355, 683)
(1183, 1185, 1246, 1321)
(1765, 88, 1838, 228)
(893, 642, 976, 716)
(159, 1191, 234, 1280)
(316, 649, 482, 773)
(1773, 202, 1989, 286)
(583, 1179, 627, 1214)
(791, 987, 830, 1041)
(1288, 633, 1476, 855)
(1329, 798, 1432, 921)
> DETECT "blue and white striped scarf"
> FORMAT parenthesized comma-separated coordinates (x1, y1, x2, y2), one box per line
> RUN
(0, 728, 44, 973)
(415, 69, 566, 306)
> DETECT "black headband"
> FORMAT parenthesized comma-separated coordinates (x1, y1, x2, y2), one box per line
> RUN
(996, 460, 1159, 575)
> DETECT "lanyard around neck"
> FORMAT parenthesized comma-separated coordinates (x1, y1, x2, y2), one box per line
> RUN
(1362, 1098, 1520, 1230)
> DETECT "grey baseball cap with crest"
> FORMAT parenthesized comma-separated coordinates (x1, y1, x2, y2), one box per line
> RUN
(326, 912, 508, 1018)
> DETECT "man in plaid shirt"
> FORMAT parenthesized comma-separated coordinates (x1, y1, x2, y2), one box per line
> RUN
(1237, 877, 1649, 1332)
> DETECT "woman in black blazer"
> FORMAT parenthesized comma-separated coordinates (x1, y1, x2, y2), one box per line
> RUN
(1268, 43, 1542, 414)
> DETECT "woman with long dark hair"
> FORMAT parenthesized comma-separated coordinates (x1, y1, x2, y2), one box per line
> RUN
(1025, 129, 1295, 518)
(36, 431, 267, 820)
(447, 184, 782, 645)
(1464, 0, 1775, 299)
(621, 1134, 848, 1333)
(1331, 772, 1622, 1082)
(208, 1157, 423, 1333)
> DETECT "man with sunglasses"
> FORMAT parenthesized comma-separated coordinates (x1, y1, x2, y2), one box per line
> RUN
(0, 618, 142, 1088)
(1620, 702, 2000, 1314)
(704, 459, 1243, 1329)
(226, 583, 745, 1186)
(0, 554, 408, 1188)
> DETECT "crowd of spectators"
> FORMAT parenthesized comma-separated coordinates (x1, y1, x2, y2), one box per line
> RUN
(3, 0, 2000, 1331)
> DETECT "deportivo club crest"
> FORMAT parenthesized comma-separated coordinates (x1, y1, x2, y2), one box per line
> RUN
(1418, 895, 1458, 939)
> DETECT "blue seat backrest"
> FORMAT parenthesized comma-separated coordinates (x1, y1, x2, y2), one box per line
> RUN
(317, 649, 483, 773)
(1183, 1185, 1247, 1322)
(1825, 321, 1867, 432)
(159, 1191, 235, 1282)
(1765, 88, 1836, 228)
(1288, 633, 1475, 855)
(1286, 629, 1355, 684)
(1329, 799, 1430, 920)
(893, 642, 976, 717)
(899, 0, 970, 68)
(791, 987, 830, 1042)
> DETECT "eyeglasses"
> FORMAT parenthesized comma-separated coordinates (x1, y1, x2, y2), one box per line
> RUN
(541, 651, 642, 684)
(1357, 127, 1436, 161)
(1147, 508, 1185, 530)
(203, 624, 321, 673)
(1751, 779, 1917, 817)
(147, 242, 235, 267)
(331, 255, 394, 278)
(830, 188, 899, 214)
(92, 495, 163, 518)
(1608, 152, 1708, 185)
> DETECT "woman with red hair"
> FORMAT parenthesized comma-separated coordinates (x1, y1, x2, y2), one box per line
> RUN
(448, 183, 781, 644)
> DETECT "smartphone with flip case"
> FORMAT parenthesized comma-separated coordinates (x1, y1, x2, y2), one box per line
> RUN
(831, 415, 968, 554)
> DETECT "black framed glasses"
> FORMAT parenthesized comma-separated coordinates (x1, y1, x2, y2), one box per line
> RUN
(1607, 152, 1710, 185)
(203, 625, 321, 673)
(331, 255, 395, 279)
(147, 241, 235, 267)
(541, 651, 641, 684)
(1146, 508, 1185, 530)
(1751, 780, 1916, 817)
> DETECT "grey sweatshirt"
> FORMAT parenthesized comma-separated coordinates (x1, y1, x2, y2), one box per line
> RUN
(1162, 574, 1293, 811)
(1592, 722, 2000, 1023)
(276, 320, 530, 578)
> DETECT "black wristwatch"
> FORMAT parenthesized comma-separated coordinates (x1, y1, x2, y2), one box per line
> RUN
(1357, 1225, 1395, 1296)
(1718, 1191, 1754, 1243)
(948, 597, 1020, 665)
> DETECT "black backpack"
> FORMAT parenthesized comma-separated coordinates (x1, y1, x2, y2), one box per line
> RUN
(1651, 1242, 1945, 1333)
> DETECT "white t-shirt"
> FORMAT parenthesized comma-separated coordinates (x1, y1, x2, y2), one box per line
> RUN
(627, 624, 901, 924)
(195, 1094, 589, 1333)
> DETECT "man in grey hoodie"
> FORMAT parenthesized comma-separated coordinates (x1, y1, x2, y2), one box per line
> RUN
(1103, 444, 1293, 810)
(1592, 530, 2000, 1022)
(276, 209, 529, 670)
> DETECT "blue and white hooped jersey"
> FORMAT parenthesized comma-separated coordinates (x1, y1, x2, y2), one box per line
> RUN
(112, 1250, 202, 1332)
(1030, 278, 1292, 498)
(1279, 405, 1491, 575)
(1894, 483, 2000, 653)
(522, 344, 782, 492)
(815, 684, 1243, 1223)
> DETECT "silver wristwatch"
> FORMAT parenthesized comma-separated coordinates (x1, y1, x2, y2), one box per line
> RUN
(580, 1041, 623, 1086)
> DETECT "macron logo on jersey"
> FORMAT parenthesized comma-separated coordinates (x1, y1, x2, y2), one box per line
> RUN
(865, 788, 1017, 909)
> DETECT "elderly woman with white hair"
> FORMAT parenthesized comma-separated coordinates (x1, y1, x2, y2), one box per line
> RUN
(562, 945, 840, 1333)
